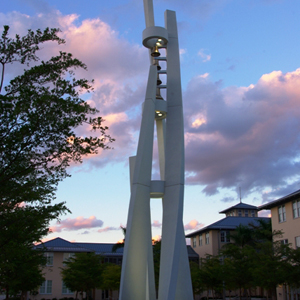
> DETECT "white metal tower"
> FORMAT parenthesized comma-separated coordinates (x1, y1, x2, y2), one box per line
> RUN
(119, 1, 194, 299)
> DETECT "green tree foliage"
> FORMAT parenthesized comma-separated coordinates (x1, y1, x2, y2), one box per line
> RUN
(152, 240, 161, 295)
(0, 25, 113, 298)
(61, 252, 104, 299)
(112, 226, 126, 253)
(229, 224, 254, 248)
(198, 255, 224, 299)
(0, 246, 46, 300)
(250, 241, 290, 300)
(285, 247, 300, 288)
(189, 261, 203, 298)
(222, 244, 255, 299)
(0, 25, 113, 209)
(101, 263, 121, 300)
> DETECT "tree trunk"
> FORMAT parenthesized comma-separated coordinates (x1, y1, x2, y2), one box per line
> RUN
(271, 287, 277, 300)
(5, 285, 9, 300)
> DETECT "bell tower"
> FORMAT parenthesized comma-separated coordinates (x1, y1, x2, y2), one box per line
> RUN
(119, 1, 194, 299)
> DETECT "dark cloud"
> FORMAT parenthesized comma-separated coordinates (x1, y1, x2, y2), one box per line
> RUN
(184, 69, 300, 199)
(221, 196, 235, 203)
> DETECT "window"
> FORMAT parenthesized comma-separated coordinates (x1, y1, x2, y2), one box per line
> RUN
(63, 253, 75, 265)
(278, 205, 286, 223)
(281, 239, 288, 245)
(40, 280, 52, 294)
(199, 234, 203, 246)
(296, 236, 300, 248)
(245, 210, 248, 217)
(238, 209, 242, 217)
(193, 237, 196, 248)
(293, 200, 300, 219)
(45, 252, 53, 266)
(251, 210, 255, 217)
(62, 281, 73, 294)
(220, 231, 230, 243)
(205, 232, 209, 245)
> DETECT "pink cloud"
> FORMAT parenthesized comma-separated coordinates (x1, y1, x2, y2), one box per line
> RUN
(50, 216, 103, 232)
(0, 10, 148, 171)
(152, 220, 162, 228)
(97, 226, 119, 233)
(184, 220, 204, 231)
(258, 210, 271, 218)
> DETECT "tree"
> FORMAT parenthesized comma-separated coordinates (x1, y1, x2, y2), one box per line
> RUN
(0, 25, 113, 210)
(222, 244, 255, 300)
(285, 247, 300, 289)
(101, 263, 121, 300)
(229, 224, 254, 248)
(0, 25, 113, 298)
(112, 226, 126, 253)
(189, 261, 203, 299)
(198, 255, 224, 299)
(61, 252, 104, 300)
(250, 241, 290, 300)
(0, 246, 46, 300)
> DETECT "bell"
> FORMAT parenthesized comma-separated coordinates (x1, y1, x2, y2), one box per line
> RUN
(157, 74, 162, 86)
(151, 45, 160, 57)
(153, 59, 161, 70)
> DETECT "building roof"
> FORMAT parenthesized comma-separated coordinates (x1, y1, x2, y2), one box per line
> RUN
(35, 237, 93, 253)
(186, 245, 199, 259)
(219, 202, 258, 214)
(35, 237, 123, 256)
(258, 189, 300, 210)
(35, 237, 198, 260)
(75, 242, 124, 256)
(185, 216, 270, 238)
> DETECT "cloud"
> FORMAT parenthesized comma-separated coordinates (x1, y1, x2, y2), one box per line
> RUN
(0, 10, 148, 169)
(198, 49, 211, 62)
(3, 8, 300, 206)
(180, 48, 187, 55)
(50, 216, 103, 232)
(184, 219, 204, 231)
(97, 226, 119, 233)
(221, 196, 235, 203)
(184, 68, 300, 200)
(152, 220, 162, 228)
(258, 210, 271, 218)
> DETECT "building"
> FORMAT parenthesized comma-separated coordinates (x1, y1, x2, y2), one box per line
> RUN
(33, 237, 123, 300)
(258, 189, 300, 300)
(259, 189, 300, 249)
(186, 202, 270, 259)
(33, 237, 198, 300)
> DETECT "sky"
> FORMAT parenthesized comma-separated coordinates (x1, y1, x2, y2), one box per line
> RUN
(2, 0, 300, 244)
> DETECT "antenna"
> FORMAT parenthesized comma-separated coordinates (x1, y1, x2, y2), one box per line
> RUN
(239, 187, 242, 203)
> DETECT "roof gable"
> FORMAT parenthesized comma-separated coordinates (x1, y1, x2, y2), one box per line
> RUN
(219, 202, 258, 214)
(259, 189, 300, 210)
(35, 237, 93, 253)
(185, 216, 270, 238)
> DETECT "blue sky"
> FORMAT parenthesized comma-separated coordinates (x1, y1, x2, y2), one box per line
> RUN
(2, 0, 300, 243)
